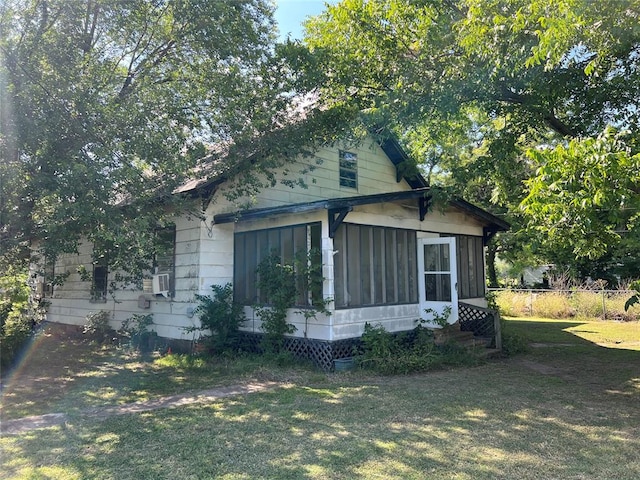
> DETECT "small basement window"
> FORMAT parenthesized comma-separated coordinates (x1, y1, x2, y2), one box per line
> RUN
(339, 150, 358, 189)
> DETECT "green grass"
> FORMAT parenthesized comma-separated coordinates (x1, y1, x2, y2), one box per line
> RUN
(0, 326, 312, 420)
(505, 316, 640, 350)
(2, 320, 639, 479)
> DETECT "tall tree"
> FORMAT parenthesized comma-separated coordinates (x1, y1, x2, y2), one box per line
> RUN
(303, 0, 640, 282)
(0, 0, 353, 278)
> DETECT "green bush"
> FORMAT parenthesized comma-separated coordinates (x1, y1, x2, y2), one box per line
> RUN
(0, 268, 36, 369)
(625, 281, 640, 312)
(500, 320, 530, 356)
(192, 283, 246, 354)
(255, 252, 299, 352)
(83, 310, 113, 342)
(119, 313, 157, 352)
(355, 323, 477, 375)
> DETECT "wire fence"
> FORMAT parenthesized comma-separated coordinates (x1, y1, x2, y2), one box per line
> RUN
(488, 288, 638, 321)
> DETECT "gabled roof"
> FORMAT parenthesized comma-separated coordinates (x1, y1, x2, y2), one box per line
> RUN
(378, 137, 428, 190)
(175, 128, 509, 239)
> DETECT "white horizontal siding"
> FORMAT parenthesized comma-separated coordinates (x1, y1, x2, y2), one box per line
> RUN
(332, 304, 422, 340)
(43, 213, 203, 340)
(213, 138, 411, 213)
(241, 306, 333, 341)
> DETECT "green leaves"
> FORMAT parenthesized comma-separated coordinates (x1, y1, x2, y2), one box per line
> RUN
(0, 0, 326, 278)
(625, 281, 640, 312)
(522, 128, 640, 260)
(303, 0, 640, 282)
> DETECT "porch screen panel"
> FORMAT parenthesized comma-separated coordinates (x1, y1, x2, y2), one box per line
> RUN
(294, 225, 308, 305)
(458, 236, 470, 298)
(333, 224, 417, 308)
(407, 232, 418, 303)
(234, 233, 257, 304)
(361, 226, 373, 306)
(475, 238, 485, 296)
(444, 234, 485, 300)
(234, 234, 246, 303)
(385, 229, 398, 304)
(334, 227, 347, 307)
(373, 229, 385, 304)
(346, 224, 362, 305)
(281, 228, 294, 264)
(397, 230, 408, 303)
(234, 223, 321, 307)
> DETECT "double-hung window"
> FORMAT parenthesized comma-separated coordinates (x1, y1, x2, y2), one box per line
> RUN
(154, 226, 176, 296)
(91, 260, 108, 302)
(339, 150, 358, 189)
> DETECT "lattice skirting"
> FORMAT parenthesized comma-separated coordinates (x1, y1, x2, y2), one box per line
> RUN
(459, 303, 495, 336)
(238, 332, 360, 372)
(238, 303, 501, 371)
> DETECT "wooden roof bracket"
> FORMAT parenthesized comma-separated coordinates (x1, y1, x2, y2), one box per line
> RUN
(483, 226, 500, 245)
(419, 195, 430, 221)
(328, 207, 353, 238)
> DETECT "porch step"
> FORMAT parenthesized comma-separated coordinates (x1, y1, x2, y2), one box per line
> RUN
(434, 327, 480, 344)
(433, 326, 496, 354)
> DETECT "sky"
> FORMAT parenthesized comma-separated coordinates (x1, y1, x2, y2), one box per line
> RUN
(274, 0, 336, 40)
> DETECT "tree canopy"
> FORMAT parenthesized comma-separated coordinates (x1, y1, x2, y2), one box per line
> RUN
(303, 0, 640, 283)
(0, 0, 355, 278)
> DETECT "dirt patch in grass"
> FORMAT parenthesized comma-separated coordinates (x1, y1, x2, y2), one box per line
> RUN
(1, 324, 112, 418)
(0, 323, 290, 421)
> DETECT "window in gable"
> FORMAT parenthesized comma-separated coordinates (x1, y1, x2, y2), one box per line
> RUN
(339, 150, 358, 189)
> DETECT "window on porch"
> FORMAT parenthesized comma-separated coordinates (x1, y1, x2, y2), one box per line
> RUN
(334, 223, 418, 308)
(234, 223, 321, 306)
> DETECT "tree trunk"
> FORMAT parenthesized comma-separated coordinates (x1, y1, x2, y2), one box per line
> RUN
(486, 241, 499, 288)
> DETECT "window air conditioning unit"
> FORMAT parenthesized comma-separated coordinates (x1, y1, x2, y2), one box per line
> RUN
(35, 279, 45, 298)
(152, 273, 170, 298)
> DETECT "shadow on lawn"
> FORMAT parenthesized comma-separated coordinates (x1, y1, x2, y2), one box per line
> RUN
(2, 320, 639, 479)
(505, 318, 640, 398)
(3, 362, 640, 479)
(0, 325, 212, 420)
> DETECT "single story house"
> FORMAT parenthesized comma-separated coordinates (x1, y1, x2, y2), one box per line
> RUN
(35, 133, 508, 368)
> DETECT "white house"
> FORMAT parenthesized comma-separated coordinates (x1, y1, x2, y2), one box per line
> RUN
(36, 134, 508, 368)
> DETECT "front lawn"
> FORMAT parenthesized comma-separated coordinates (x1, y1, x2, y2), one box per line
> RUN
(1, 319, 639, 479)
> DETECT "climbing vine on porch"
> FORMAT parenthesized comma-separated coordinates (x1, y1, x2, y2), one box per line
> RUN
(255, 248, 330, 352)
